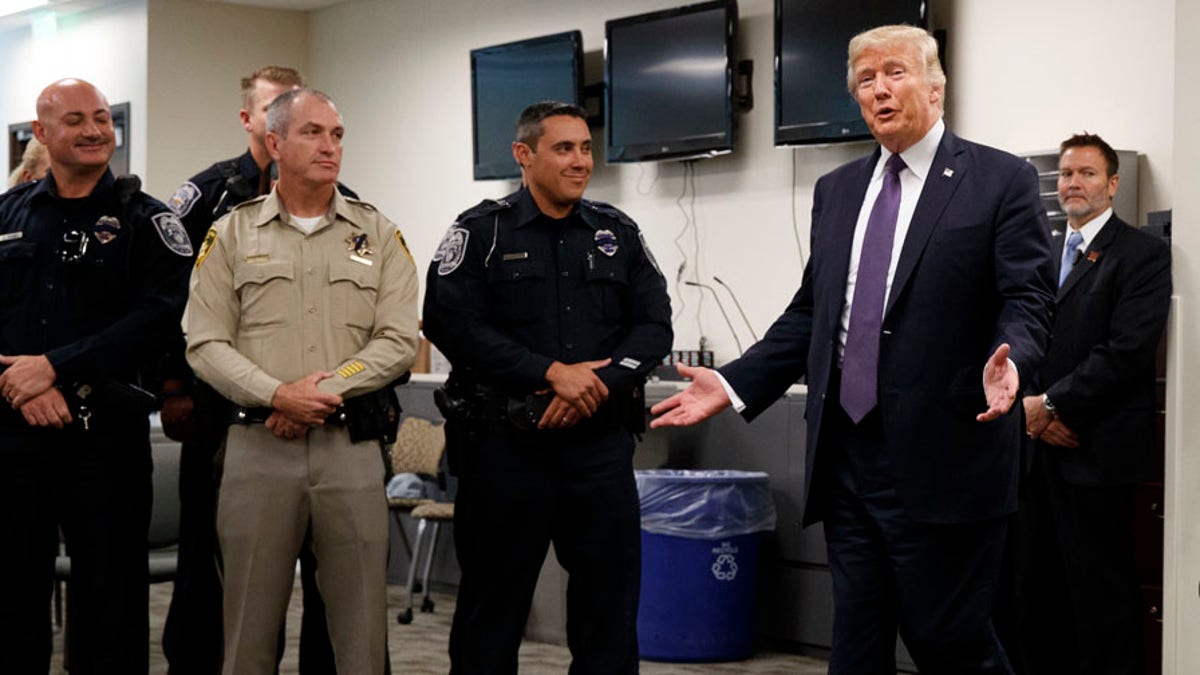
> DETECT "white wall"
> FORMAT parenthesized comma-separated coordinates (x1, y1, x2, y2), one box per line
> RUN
(0, 0, 148, 175)
(145, 0, 309, 199)
(1167, 0, 1196, 671)
(944, 0, 1174, 225)
(310, 0, 1176, 366)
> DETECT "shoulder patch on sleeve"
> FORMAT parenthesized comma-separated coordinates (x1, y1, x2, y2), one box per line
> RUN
(152, 212, 194, 257)
(393, 227, 415, 265)
(168, 181, 202, 218)
(638, 231, 663, 277)
(194, 227, 218, 269)
(433, 226, 470, 276)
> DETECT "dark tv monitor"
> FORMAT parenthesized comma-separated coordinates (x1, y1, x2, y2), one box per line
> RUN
(471, 31, 583, 180)
(605, 0, 737, 164)
(775, 0, 927, 146)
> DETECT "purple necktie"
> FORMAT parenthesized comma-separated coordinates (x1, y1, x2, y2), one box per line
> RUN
(841, 153, 906, 423)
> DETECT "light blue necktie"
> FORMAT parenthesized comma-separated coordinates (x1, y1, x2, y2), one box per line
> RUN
(1059, 230, 1083, 287)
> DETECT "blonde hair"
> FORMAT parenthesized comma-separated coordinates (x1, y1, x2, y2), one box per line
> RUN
(846, 25, 945, 98)
(240, 65, 304, 110)
(7, 137, 49, 188)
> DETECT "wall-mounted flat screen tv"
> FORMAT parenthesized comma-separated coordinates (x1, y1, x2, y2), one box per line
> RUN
(471, 30, 584, 180)
(606, 0, 737, 163)
(775, 0, 927, 146)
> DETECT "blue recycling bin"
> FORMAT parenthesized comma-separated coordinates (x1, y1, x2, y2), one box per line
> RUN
(635, 470, 776, 662)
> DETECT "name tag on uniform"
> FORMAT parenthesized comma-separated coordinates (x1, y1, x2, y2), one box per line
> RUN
(0, 231, 23, 242)
(502, 252, 529, 261)
(350, 254, 373, 266)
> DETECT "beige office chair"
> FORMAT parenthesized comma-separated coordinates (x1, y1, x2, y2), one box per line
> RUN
(388, 417, 453, 624)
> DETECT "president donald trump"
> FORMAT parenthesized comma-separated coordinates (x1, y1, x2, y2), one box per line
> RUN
(651, 25, 1055, 674)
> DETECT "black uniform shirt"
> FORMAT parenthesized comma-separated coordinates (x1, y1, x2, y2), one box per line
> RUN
(423, 187, 672, 395)
(0, 169, 192, 385)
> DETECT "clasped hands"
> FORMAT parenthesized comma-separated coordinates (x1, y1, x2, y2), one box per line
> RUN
(0, 354, 72, 429)
(1022, 394, 1080, 448)
(266, 371, 343, 440)
(536, 359, 611, 430)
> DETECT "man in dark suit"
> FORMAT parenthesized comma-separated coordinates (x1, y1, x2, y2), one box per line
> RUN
(1004, 134, 1170, 675)
(651, 24, 1055, 673)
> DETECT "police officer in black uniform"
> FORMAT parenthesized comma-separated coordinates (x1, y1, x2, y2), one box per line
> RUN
(160, 66, 356, 675)
(423, 101, 672, 674)
(0, 78, 192, 673)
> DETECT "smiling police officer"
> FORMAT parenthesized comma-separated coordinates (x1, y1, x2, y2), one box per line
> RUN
(0, 78, 192, 672)
(423, 101, 672, 674)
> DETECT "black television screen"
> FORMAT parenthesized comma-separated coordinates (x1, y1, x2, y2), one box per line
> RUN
(606, 0, 737, 163)
(775, 0, 926, 146)
(471, 31, 583, 180)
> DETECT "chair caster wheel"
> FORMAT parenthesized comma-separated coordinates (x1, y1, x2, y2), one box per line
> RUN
(396, 608, 413, 624)
(420, 597, 436, 613)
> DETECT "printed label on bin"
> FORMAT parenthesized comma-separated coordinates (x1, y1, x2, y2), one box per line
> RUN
(711, 541, 739, 581)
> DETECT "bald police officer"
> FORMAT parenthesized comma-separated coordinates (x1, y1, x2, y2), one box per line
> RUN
(186, 88, 418, 674)
(0, 78, 192, 672)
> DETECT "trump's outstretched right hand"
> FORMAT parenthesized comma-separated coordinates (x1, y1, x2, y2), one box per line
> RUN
(649, 364, 731, 429)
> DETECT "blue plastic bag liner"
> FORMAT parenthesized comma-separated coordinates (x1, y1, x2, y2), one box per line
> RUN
(386, 472, 427, 500)
(635, 469, 776, 539)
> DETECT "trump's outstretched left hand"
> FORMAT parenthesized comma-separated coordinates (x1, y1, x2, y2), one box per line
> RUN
(977, 343, 1018, 423)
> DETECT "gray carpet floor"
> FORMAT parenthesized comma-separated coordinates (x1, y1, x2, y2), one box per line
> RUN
(48, 579, 830, 674)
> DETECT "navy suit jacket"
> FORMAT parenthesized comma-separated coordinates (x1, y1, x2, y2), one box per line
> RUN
(721, 129, 1056, 525)
(1032, 214, 1170, 485)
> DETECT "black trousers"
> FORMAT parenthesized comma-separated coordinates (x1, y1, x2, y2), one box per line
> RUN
(999, 447, 1142, 675)
(449, 425, 640, 675)
(0, 411, 151, 674)
(162, 384, 335, 675)
(820, 401, 1013, 675)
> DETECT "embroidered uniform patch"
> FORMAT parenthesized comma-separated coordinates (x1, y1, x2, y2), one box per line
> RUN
(393, 228, 415, 265)
(638, 232, 662, 276)
(594, 229, 619, 257)
(619, 357, 641, 370)
(337, 361, 366, 379)
(194, 228, 218, 269)
(168, 181, 201, 218)
(434, 226, 469, 276)
(152, 212, 193, 257)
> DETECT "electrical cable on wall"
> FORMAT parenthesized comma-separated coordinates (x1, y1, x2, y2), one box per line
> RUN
(671, 161, 692, 324)
(792, 147, 806, 270)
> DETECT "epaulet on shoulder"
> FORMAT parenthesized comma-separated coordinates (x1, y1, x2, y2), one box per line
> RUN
(2, 179, 39, 199)
(344, 195, 378, 212)
(454, 197, 511, 225)
(228, 194, 268, 213)
(582, 198, 638, 230)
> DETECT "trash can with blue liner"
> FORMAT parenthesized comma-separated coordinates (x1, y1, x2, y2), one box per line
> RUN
(635, 469, 776, 661)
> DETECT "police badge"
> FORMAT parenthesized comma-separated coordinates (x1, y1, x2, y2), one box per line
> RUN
(346, 233, 373, 266)
(93, 215, 121, 244)
(594, 229, 619, 257)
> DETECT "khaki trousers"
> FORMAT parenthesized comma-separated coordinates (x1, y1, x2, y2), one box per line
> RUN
(218, 424, 387, 675)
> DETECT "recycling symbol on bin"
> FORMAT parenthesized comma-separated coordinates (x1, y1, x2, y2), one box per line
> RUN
(712, 553, 738, 581)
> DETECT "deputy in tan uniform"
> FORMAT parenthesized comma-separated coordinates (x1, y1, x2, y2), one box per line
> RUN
(186, 87, 418, 675)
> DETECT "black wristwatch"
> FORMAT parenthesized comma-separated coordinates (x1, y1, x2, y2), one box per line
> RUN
(1041, 393, 1057, 419)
